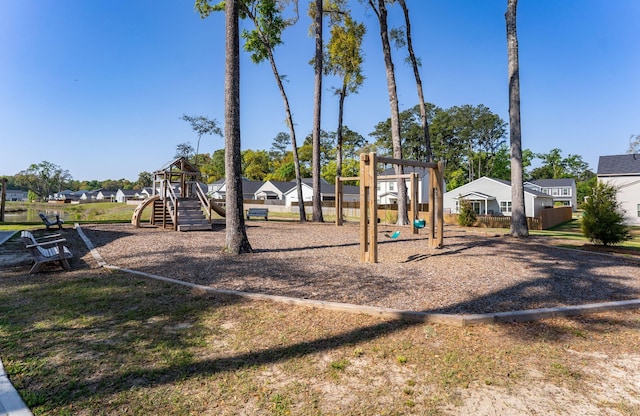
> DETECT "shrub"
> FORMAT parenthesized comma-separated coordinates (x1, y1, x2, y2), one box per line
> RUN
(457, 198, 477, 227)
(581, 182, 631, 246)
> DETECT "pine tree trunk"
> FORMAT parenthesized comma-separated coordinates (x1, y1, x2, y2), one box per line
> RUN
(224, 0, 252, 254)
(398, 0, 431, 162)
(506, 0, 528, 237)
(311, 0, 324, 222)
(336, 85, 346, 178)
(268, 51, 306, 222)
(370, 0, 408, 225)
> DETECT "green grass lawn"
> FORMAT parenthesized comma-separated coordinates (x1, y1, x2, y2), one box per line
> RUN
(532, 218, 640, 250)
(1, 269, 639, 415)
(0, 202, 146, 231)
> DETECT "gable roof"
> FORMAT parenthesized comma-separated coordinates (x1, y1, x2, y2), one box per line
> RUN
(446, 176, 551, 198)
(265, 180, 296, 193)
(240, 179, 264, 194)
(528, 178, 575, 187)
(117, 189, 138, 196)
(597, 154, 640, 175)
(456, 191, 496, 200)
(380, 166, 430, 177)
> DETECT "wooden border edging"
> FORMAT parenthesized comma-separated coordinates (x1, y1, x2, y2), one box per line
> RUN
(459, 300, 640, 325)
(102, 264, 467, 326)
(75, 224, 108, 267)
(75, 225, 640, 327)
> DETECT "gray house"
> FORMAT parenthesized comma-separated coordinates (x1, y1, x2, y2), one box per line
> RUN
(443, 176, 554, 217)
(597, 154, 640, 226)
(524, 178, 577, 211)
(5, 189, 28, 201)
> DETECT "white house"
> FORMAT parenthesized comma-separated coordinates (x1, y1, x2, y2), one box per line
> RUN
(78, 189, 102, 201)
(597, 154, 640, 226)
(254, 180, 294, 201)
(208, 179, 225, 199)
(96, 190, 117, 201)
(115, 189, 138, 203)
(524, 178, 577, 211)
(377, 166, 442, 205)
(443, 176, 554, 217)
(283, 178, 359, 207)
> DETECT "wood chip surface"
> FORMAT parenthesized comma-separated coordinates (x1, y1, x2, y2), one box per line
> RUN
(80, 222, 640, 315)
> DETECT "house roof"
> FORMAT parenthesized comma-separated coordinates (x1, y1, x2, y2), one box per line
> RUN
(528, 178, 575, 187)
(597, 154, 640, 175)
(241, 179, 264, 194)
(380, 166, 429, 176)
(342, 184, 360, 195)
(447, 177, 551, 199)
(118, 189, 138, 196)
(266, 180, 296, 193)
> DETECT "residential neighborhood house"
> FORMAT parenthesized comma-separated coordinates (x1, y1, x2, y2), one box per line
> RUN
(524, 178, 577, 211)
(283, 178, 359, 206)
(254, 180, 295, 201)
(4, 189, 28, 201)
(377, 166, 443, 205)
(208, 178, 264, 201)
(597, 154, 640, 226)
(443, 176, 554, 218)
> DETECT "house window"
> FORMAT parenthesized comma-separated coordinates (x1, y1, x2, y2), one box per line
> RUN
(500, 201, 512, 213)
(561, 188, 571, 196)
(389, 182, 395, 191)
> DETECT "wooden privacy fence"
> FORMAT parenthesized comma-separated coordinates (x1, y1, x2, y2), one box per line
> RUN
(445, 206, 573, 230)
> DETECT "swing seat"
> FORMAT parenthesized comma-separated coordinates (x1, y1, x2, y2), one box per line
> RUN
(386, 230, 400, 239)
(414, 219, 425, 229)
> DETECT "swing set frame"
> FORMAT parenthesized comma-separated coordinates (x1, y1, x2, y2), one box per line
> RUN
(335, 152, 445, 263)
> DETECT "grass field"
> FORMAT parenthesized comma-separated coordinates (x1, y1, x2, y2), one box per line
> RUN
(1, 268, 639, 415)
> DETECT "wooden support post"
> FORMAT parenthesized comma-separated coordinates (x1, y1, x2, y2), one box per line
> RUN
(428, 168, 436, 247)
(359, 153, 378, 263)
(435, 161, 445, 248)
(411, 173, 419, 234)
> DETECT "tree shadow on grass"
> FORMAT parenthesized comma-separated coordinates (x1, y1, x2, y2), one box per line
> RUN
(3, 224, 640, 410)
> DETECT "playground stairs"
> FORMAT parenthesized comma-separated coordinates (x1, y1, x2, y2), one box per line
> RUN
(153, 198, 212, 232)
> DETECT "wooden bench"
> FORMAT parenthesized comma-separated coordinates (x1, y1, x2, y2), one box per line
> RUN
(39, 212, 64, 230)
(246, 208, 268, 220)
(20, 230, 73, 274)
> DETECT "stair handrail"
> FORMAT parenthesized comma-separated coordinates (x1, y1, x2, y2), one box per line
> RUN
(193, 182, 212, 219)
(163, 180, 179, 229)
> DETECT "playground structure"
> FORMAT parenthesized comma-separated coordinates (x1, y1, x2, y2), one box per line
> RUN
(336, 153, 444, 263)
(131, 157, 225, 231)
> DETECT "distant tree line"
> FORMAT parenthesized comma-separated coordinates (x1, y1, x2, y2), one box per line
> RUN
(176, 102, 596, 204)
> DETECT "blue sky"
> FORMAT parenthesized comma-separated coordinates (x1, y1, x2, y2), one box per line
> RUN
(1, 1, 638, 182)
